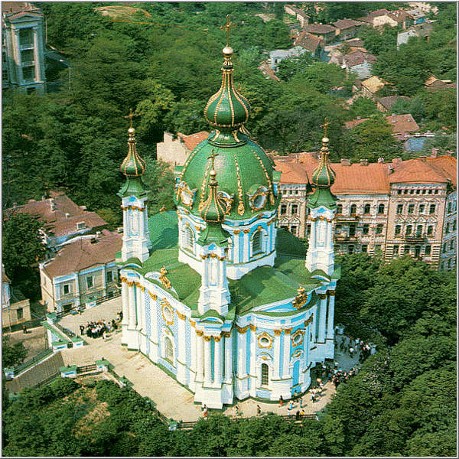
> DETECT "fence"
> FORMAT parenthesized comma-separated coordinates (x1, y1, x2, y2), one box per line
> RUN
(13, 348, 53, 376)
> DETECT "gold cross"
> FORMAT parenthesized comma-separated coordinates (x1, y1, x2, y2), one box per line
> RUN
(124, 108, 137, 128)
(321, 118, 330, 137)
(208, 150, 219, 169)
(220, 15, 234, 46)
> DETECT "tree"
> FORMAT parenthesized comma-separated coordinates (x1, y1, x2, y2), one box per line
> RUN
(2, 213, 46, 281)
(2, 335, 27, 368)
(277, 53, 315, 82)
(348, 97, 379, 119)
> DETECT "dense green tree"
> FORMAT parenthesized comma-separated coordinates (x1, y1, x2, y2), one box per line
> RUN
(358, 25, 398, 55)
(276, 53, 315, 82)
(348, 97, 379, 119)
(2, 335, 28, 368)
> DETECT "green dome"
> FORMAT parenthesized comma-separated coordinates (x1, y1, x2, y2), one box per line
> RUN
(175, 46, 279, 220)
(120, 127, 146, 177)
(204, 47, 250, 131)
(311, 137, 336, 188)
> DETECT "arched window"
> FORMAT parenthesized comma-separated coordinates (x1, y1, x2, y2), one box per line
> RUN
(261, 363, 269, 386)
(252, 231, 263, 255)
(165, 336, 174, 362)
(406, 225, 412, 236)
(416, 225, 423, 237)
(378, 204, 385, 214)
(350, 204, 357, 215)
(395, 225, 401, 236)
(364, 203, 371, 214)
(184, 225, 194, 252)
(337, 204, 343, 214)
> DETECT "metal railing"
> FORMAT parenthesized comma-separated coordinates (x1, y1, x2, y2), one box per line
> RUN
(14, 348, 53, 375)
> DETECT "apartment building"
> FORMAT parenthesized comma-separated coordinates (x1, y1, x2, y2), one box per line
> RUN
(2, 2, 46, 94)
(274, 153, 457, 270)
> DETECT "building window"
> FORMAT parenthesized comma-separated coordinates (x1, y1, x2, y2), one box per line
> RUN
(22, 66, 35, 82)
(280, 204, 287, 215)
(427, 225, 433, 236)
(429, 204, 436, 214)
(378, 204, 385, 214)
(19, 28, 34, 46)
(453, 220, 457, 231)
(348, 245, 354, 254)
(17, 308, 23, 320)
(350, 204, 357, 215)
(364, 204, 371, 214)
(363, 224, 369, 235)
(450, 240, 455, 250)
(408, 204, 415, 214)
(448, 259, 452, 269)
(425, 245, 431, 255)
(406, 225, 412, 236)
(361, 245, 368, 253)
(397, 204, 403, 214)
(290, 226, 298, 236)
(393, 245, 399, 255)
(419, 204, 425, 214)
(63, 284, 71, 295)
(87, 276, 94, 289)
(447, 202, 452, 213)
(415, 246, 421, 257)
(184, 226, 195, 251)
(337, 204, 343, 214)
(442, 243, 447, 253)
(76, 221, 86, 230)
(395, 225, 401, 236)
(404, 245, 410, 254)
(446, 223, 450, 234)
(261, 363, 269, 386)
(376, 224, 383, 234)
(165, 336, 174, 362)
(349, 224, 356, 236)
(291, 204, 298, 215)
(106, 271, 113, 283)
(252, 231, 263, 255)
(416, 225, 423, 237)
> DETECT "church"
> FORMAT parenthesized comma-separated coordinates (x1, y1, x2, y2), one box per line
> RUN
(117, 41, 339, 409)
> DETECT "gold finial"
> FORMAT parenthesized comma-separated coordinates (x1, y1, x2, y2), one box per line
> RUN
(208, 150, 219, 170)
(220, 15, 234, 47)
(321, 118, 330, 139)
(124, 108, 137, 129)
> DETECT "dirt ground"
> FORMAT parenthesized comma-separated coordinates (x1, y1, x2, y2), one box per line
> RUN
(6, 326, 49, 359)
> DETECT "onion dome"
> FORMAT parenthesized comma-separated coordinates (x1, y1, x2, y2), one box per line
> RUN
(311, 137, 336, 188)
(197, 159, 230, 247)
(118, 114, 147, 198)
(204, 46, 250, 133)
(308, 135, 337, 209)
(175, 44, 280, 220)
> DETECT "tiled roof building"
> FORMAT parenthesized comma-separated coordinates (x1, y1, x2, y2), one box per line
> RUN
(275, 153, 457, 270)
(157, 131, 209, 167)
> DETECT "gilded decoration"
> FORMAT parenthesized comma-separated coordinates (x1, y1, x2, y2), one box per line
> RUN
(292, 287, 308, 309)
(161, 300, 174, 325)
(257, 332, 273, 349)
(304, 314, 314, 327)
(214, 335, 222, 342)
(292, 349, 302, 358)
(148, 291, 158, 301)
(177, 311, 186, 321)
(284, 328, 292, 335)
(222, 331, 232, 338)
(248, 186, 268, 211)
(329, 291, 336, 296)
(274, 329, 282, 336)
(233, 229, 241, 235)
(236, 325, 249, 334)
(291, 329, 305, 347)
(233, 156, 245, 215)
(204, 336, 212, 342)
(159, 266, 172, 290)
(319, 293, 327, 300)
(176, 181, 196, 208)
(217, 190, 234, 215)
(249, 324, 257, 331)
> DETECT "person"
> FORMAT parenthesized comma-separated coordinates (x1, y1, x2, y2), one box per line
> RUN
(288, 400, 294, 411)
(203, 407, 208, 419)
(22, 325, 27, 334)
(279, 395, 284, 407)
(235, 404, 240, 416)
(300, 409, 306, 417)
(201, 403, 207, 411)
(295, 410, 300, 420)
(299, 397, 303, 408)
(256, 405, 261, 416)
(79, 325, 85, 335)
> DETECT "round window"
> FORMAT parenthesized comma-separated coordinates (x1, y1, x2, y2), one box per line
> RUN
(260, 337, 270, 346)
(253, 193, 266, 209)
(163, 306, 173, 323)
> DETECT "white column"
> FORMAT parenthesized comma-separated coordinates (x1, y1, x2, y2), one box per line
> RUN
(121, 281, 129, 327)
(136, 286, 143, 331)
(318, 294, 327, 342)
(273, 330, 281, 378)
(282, 329, 291, 378)
(309, 219, 316, 247)
(195, 332, 204, 382)
(214, 336, 223, 386)
(327, 221, 333, 247)
(32, 27, 39, 82)
(224, 332, 233, 383)
(176, 313, 187, 382)
(237, 328, 247, 377)
(327, 292, 335, 339)
(249, 326, 257, 378)
(150, 296, 159, 348)
(190, 324, 197, 375)
(204, 336, 212, 386)
(128, 284, 136, 329)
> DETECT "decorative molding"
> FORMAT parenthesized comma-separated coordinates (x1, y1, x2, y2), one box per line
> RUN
(159, 266, 172, 289)
(204, 335, 211, 342)
(284, 328, 292, 335)
(148, 291, 158, 300)
(304, 314, 314, 327)
(177, 311, 186, 320)
(236, 325, 249, 334)
(222, 331, 232, 338)
(319, 293, 327, 300)
(328, 290, 336, 296)
(273, 329, 282, 336)
(214, 335, 222, 342)
(249, 324, 257, 331)
(257, 331, 273, 349)
(292, 287, 308, 309)
(196, 329, 203, 336)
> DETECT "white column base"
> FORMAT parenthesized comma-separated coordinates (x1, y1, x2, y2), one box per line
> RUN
(122, 326, 140, 350)
(234, 375, 250, 400)
(269, 378, 293, 400)
(325, 338, 335, 360)
(194, 382, 228, 409)
(176, 360, 188, 385)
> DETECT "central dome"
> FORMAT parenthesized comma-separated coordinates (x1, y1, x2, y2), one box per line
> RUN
(175, 47, 280, 220)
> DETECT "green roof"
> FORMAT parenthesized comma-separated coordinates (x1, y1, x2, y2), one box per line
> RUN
(119, 211, 337, 316)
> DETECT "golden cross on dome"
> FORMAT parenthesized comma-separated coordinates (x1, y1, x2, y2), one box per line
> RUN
(124, 108, 137, 128)
(220, 15, 234, 46)
(321, 118, 330, 138)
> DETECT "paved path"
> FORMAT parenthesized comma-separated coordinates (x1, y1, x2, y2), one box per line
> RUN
(58, 299, 360, 422)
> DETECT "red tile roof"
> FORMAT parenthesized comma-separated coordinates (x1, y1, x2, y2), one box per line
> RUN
(377, 95, 410, 111)
(178, 131, 209, 151)
(343, 50, 377, 68)
(344, 118, 368, 129)
(333, 19, 365, 30)
(386, 114, 419, 134)
(304, 23, 336, 35)
(275, 153, 456, 193)
(294, 31, 323, 52)
(12, 192, 107, 238)
(42, 230, 122, 279)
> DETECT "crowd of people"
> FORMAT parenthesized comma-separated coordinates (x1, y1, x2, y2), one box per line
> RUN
(79, 315, 121, 339)
(337, 335, 374, 362)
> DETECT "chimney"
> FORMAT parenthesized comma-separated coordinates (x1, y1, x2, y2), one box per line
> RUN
(359, 159, 369, 166)
(65, 213, 70, 218)
(340, 158, 351, 166)
(431, 147, 439, 158)
(378, 157, 385, 163)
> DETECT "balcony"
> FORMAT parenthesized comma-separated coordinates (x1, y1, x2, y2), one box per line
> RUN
(335, 234, 358, 242)
(404, 234, 426, 243)
(336, 214, 360, 222)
